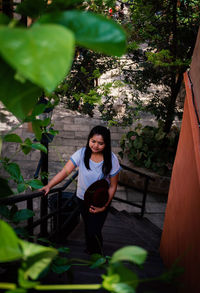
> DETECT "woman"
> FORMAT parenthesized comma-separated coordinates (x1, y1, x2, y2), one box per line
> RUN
(41, 125, 121, 254)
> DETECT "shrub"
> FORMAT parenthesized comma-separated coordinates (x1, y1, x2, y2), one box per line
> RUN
(119, 122, 180, 176)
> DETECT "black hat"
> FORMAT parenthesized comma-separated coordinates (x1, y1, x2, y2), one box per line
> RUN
(84, 179, 109, 208)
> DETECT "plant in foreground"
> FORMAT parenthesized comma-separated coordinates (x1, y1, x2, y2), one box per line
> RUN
(0, 220, 183, 293)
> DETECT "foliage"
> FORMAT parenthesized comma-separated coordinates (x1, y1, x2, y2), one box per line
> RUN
(0, 220, 182, 292)
(119, 122, 180, 176)
(121, 0, 200, 133)
(0, 0, 126, 197)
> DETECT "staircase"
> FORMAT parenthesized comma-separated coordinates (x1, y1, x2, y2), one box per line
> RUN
(40, 207, 176, 293)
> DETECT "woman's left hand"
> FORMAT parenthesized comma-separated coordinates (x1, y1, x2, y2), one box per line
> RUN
(89, 205, 106, 214)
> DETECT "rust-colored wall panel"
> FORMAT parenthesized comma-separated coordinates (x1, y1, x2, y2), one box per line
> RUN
(190, 28, 200, 122)
(160, 71, 200, 292)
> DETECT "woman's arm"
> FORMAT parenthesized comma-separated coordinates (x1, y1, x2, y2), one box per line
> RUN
(89, 173, 119, 214)
(40, 160, 75, 195)
(105, 173, 119, 207)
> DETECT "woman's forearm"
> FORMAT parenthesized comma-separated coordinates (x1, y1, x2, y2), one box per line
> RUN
(47, 160, 75, 189)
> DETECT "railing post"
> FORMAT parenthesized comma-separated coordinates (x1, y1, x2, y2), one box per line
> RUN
(56, 190, 62, 241)
(40, 133, 49, 236)
(141, 177, 149, 217)
(27, 198, 33, 235)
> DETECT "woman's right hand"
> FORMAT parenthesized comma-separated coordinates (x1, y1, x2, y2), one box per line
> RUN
(39, 185, 50, 196)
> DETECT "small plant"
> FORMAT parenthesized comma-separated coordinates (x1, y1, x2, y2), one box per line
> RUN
(119, 122, 180, 176)
(0, 220, 182, 292)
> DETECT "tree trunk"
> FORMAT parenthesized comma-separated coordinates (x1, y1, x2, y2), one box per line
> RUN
(164, 72, 183, 133)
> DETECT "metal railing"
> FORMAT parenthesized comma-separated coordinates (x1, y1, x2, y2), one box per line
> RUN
(117, 164, 155, 217)
(0, 171, 79, 240)
(0, 163, 154, 241)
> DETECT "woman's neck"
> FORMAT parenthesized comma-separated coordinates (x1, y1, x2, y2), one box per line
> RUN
(90, 152, 103, 163)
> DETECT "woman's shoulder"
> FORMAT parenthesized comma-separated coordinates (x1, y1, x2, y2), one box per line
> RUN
(111, 151, 119, 160)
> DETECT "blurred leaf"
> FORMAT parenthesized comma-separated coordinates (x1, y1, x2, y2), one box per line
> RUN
(17, 183, 27, 193)
(31, 143, 47, 153)
(5, 163, 22, 183)
(27, 179, 43, 190)
(112, 283, 136, 293)
(51, 263, 71, 274)
(90, 256, 106, 269)
(31, 120, 42, 141)
(21, 138, 32, 155)
(5, 288, 26, 293)
(0, 58, 42, 120)
(19, 239, 58, 280)
(0, 220, 22, 262)
(0, 205, 10, 219)
(3, 134, 23, 143)
(12, 209, 35, 223)
(111, 246, 147, 265)
(37, 10, 126, 56)
(18, 268, 40, 289)
(16, 0, 47, 18)
(0, 24, 75, 92)
(0, 177, 14, 197)
(58, 247, 70, 254)
(0, 13, 10, 25)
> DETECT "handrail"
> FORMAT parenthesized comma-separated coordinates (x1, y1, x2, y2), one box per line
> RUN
(0, 171, 79, 238)
(0, 171, 78, 205)
(120, 163, 155, 181)
(118, 163, 155, 217)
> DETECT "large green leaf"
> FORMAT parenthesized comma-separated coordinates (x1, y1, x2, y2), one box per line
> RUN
(19, 239, 58, 280)
(111, 246, 147, 265)
(0, 24, 75, 92)
(0, 220, 22, 262)
(0, 58, 42, 120)
(5, 162, 22, 183)
(37, 10, 126, 56)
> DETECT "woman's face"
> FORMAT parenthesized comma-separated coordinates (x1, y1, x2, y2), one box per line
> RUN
(89, 134, 105, 153)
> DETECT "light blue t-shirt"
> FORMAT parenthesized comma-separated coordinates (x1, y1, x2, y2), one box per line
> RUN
(70, 147, 121, 200)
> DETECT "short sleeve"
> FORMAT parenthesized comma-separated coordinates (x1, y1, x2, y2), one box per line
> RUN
(109, 153, 122, 177)
(70, 148, 84, 167)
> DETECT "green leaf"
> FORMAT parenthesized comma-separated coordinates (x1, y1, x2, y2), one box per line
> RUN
(0, 24, 75, 92)
(58, 247, 70, 254)
(12, 209, 35, 223)
(37, 10, 126, 56)
(31, 120, 43, 141)
(0, 177, 14, 197)
(31, 143, 47, 153)
(27, 179, 43, 190)
(90, 256, 106, 268)
(102, 274, 120, 292)
(21, 138, 32, 155)
(111, 246, 147, 265)
(5, 163, 22, 183)
(0, 205, 10, 219)
(0, 220, 23, 262)
(112, 283, 136, 293)
(3, 134, 23, 143)
(0, 58, 42, 120)
(51, 263, 71, 274)
(18, 268, 40, 289)
(19, 239, 58, 280)
(17, 183, 27, 193)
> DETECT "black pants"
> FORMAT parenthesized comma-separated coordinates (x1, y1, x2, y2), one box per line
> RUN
(77, 198, 109, 254)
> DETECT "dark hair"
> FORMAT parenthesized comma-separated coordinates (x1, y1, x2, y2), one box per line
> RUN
(84, 125, 112, 176)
